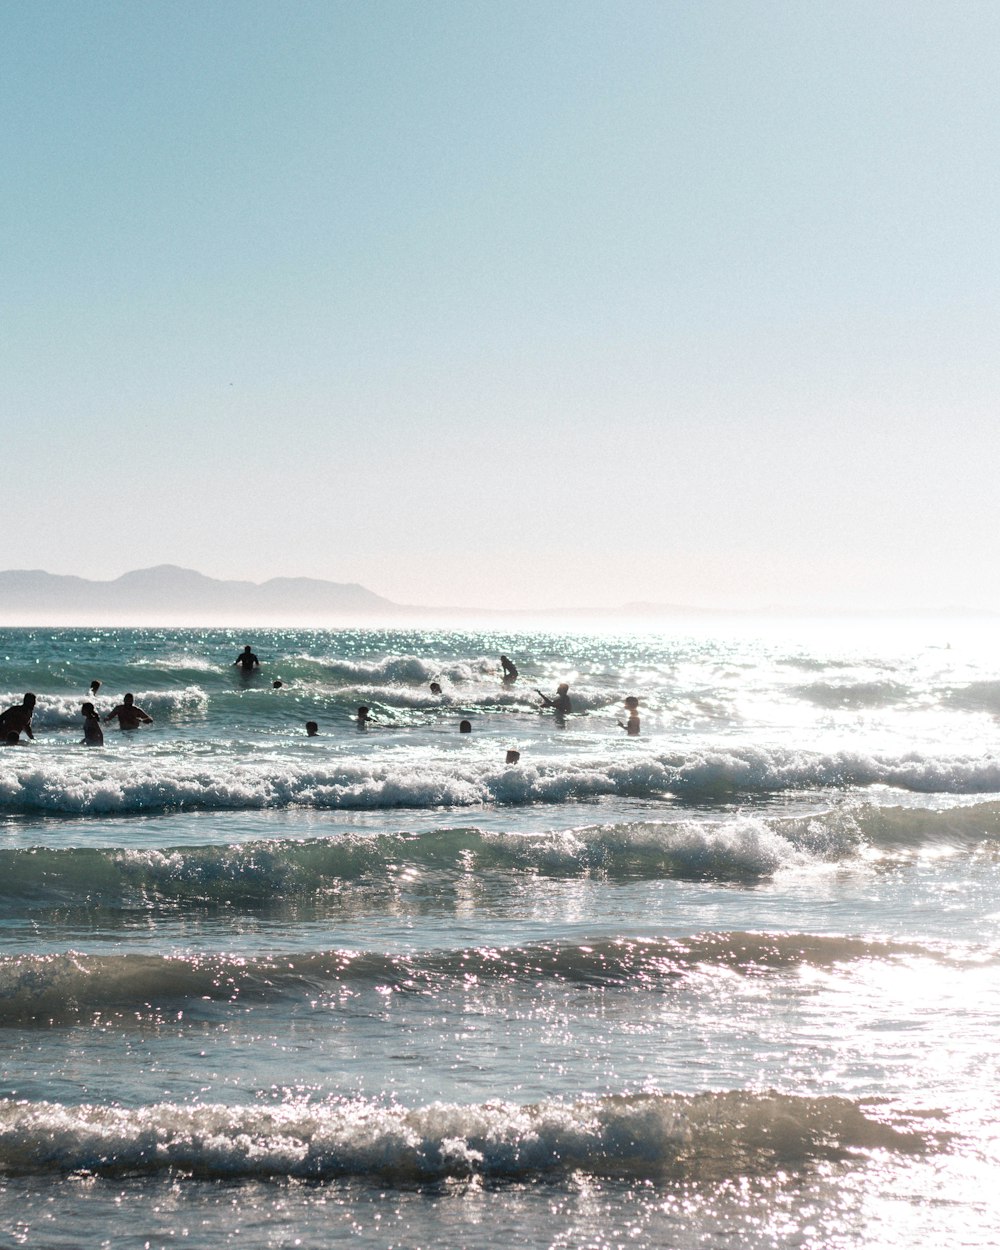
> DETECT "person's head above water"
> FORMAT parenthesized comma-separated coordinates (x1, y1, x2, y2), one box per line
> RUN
(123, 693, 134, 705)
(459, 719, 472, 733)
(505, 748, 520, 764)
(242, 646, 253, 653)
(430, 682, 442, 695)
(89, 680, 101, 695)
(557, 683, 569, 694)
(82, 702, 96, 717)
(305, 721, 319, 736)
(624, 696, 639, 709)
(22, 693, 36, 708)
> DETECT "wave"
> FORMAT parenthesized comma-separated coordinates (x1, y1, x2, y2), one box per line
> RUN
(790, 681, 911, 710)
(0, 933, 940, 1024)
(0, 802, 993, 911)
(4, 743, 1000, 816)
(0, 1090, 932, 1181)
(0, 818, 835, 909)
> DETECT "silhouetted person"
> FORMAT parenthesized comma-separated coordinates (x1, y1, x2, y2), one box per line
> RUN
(357, 706, 372, 730)
(104, 693, 153, 731)
(537, 683, 571, 722)
(272, 679, 283, 689)
(505, 748, 520, 764)
(305, 721, 319, 737)
(429, 682, 442, 696)
(459, 719, 472, 733)
(81, 702, 104, 746)
(234, 645, 259, 672)
(0, 693, 36, 741)
(618, 695, 640, 736)
(500, 655, 518, 684)
(89, 680, 101, 696)
(4, 731, 24, 746)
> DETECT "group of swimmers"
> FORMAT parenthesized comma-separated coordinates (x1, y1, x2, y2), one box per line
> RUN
(0, 683, 154, 747)
(0, 648, 642, 749)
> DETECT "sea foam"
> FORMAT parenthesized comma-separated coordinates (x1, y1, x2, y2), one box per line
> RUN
(0, 1090, 930, 1181)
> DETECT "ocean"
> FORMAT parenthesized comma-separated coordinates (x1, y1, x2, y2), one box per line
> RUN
(0, 621, 997, 1248)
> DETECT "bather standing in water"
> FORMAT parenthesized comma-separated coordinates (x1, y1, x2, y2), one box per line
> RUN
(104, 693, 153, 730)
(81, 702, 104, 746)
(234, 645, 260, 673)
(618, 695, 640, 736)
(0, 693, 36, 741)
(537, 683, 571, 723)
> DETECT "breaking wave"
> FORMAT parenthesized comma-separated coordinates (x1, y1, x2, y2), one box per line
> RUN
(0, 1090, 931, 1180)
(4, 744, 1000, 815)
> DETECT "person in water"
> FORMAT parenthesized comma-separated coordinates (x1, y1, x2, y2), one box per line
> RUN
(0, 693, 36, 741)
(429, 682, 442, 696)
(537, 683, 571, 719)
(618, 695, 640, 736)
(500, 655, 518, 684)
(357, 706, 372, 730)
(81, 702, 104, 746)
(234, 645, 260, 672)
(305, 721, 319, 736)
(459, 719, 472, 733)
(104, 693, 153, 731)
(505, 748, 520, 764)
(89, 680, 101, 696)
(3, 731, 24, 746)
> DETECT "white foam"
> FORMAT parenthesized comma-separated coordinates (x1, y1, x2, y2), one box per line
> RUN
(0, 1090, 928, 1180)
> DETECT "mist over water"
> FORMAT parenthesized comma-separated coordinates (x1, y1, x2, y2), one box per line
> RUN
(1, 623, 998, 1247)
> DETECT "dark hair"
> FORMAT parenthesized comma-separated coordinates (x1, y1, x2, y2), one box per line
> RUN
(459, 719, 472, 732)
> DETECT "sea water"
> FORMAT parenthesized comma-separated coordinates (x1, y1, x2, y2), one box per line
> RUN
(0, 622, 997, 1248)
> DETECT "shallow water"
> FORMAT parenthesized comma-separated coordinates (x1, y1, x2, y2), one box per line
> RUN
(0, 622, 998, 1247)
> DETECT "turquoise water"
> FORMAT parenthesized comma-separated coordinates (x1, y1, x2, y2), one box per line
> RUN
(0, 623, 998, 1247)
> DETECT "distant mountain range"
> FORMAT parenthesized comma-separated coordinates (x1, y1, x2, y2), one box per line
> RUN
(0, 566, 993, 624)
(0, 565, 401, 624)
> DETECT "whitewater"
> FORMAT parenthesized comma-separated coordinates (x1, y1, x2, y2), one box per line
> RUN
(0, 621, 998, 1248)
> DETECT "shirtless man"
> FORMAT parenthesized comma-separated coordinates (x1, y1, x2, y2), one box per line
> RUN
(500, 655, 518, 684)
(234, 645, 260, 673)
(537, 683, 571, 718)
(0, 693, 36, 741)
(104, 692, 153, 731)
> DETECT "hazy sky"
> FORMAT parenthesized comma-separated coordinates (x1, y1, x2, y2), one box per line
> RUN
(3, 1, 999, 611)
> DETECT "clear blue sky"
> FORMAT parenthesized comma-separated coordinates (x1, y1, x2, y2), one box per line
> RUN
(3, 1, 999, 610)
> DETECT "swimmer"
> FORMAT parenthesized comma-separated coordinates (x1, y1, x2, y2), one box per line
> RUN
(357, 706, 372, 730)
(618, 695, 640, 736)
(81, 702, 104, 746)
(505, 748, 520, 764)
(89, 680, 101, 696)
(305, 721, 319, 736)
(537, 683, 571, 719)
(500, 655, 518, 684)
(272, 679, 283, 689)
(103, 693, 153, 731)
(459, 719, 472, 733)
(0, 693, 36, 741)
(234, 645, 260, 672)
(429, 682, 442, 696)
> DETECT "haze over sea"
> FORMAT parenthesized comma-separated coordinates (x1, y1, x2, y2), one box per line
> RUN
(0, 619, 997, 1247)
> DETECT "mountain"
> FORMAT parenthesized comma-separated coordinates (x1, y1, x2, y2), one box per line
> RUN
(0, 566, 400, 624)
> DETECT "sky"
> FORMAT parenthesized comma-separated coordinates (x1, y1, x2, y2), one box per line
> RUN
(2, 0, 1000, 612)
